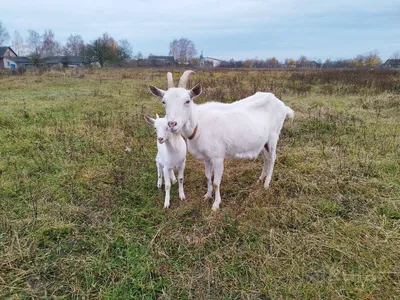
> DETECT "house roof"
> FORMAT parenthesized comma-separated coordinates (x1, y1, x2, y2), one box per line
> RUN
(383, 59, 400, 65)
(146, 55, 177, 66)
(0, 47, 8, 57)
(148, 55, 175, 60)
(41, 56, 87, 64)
(4, 57, 33, 64)
(0, 46, 18, 58)
(203, 57, 223, 62)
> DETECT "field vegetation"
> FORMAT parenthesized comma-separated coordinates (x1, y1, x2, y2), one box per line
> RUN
(1, 68, 399, 298)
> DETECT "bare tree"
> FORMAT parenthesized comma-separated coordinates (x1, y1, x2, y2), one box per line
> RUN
(323, 58, 332, 68)
(284, 58, 296, 67)
(252, 58, 265, 68)
(11, 31, 27, 56)
(135, 51, 144, 66)
(134, 51, 143, 60)
(169, 38, 197, 64)
(41, 30, 62, 56)
(364, 50, 382, 68)
(117, 39, 133, 60)
(64, 34, 85, 56)
(0, 21, 10, 45)
(243, 59, 252, 68)
(390, 51, 400, 60)
(27, 30, 43, 62)
(297, 55, 309, 68)
(265, 57, 279, 68)
(354, 54, 364, 67)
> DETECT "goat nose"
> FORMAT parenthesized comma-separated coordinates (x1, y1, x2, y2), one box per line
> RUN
(158, 137, 164, 143)
(168, 121, 177, 128)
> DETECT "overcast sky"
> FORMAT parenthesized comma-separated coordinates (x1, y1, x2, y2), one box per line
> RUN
(2, 0, 399, 61)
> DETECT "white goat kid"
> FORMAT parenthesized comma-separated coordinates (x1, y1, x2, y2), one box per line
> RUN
(144, 114, 187, 208)
(149, 71, 294, 211)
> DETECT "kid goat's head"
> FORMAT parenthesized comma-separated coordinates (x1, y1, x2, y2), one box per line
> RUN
(148, 70, 202, 133)
(144, 114, 171, 144)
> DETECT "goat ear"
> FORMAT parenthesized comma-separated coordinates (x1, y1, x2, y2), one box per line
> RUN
(190, 83, 202, 99)
(144, 115, 155, 125)
(148, 85, 165, 98)
(156, 113, 159, 119)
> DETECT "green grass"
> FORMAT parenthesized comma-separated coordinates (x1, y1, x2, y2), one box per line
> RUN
(1, 68, 399, 298)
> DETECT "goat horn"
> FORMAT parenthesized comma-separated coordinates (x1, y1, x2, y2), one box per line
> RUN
(178, 70, 195, 88)
(167, 72, 174, 89)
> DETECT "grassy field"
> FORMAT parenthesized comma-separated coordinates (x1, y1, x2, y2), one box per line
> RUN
(0, 68, 399, 299)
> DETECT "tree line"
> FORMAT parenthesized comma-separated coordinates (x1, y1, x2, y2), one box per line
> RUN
(223, 50, 398, 69)
(1, 20, 399, 69)
(0, 20, 197, 67)
(1, 21, 134, 67)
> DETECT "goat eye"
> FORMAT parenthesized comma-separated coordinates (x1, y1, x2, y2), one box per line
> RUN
(162, 101, 166, 105)
(185, 100, 190, 104)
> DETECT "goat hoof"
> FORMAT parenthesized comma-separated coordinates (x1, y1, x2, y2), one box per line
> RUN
(202, 194, 211, 200)
(258, 175, 267, 183)
(172, 179, 177, 184)
(164, 204, 170, 209)
(211, 205, 219, 211)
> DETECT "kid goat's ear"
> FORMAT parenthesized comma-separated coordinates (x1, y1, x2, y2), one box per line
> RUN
(144, 115, 155, 125)
(148, 85, 166, 98)
(190, 83, 202, 99)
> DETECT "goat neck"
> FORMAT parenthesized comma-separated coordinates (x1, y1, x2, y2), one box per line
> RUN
(162, 132, 183, 152)
(182, 104, 199, 140)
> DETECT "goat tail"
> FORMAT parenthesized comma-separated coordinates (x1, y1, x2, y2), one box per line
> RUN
(285, 106, 295, 120)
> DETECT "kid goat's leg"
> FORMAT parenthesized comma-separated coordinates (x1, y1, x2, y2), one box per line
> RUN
(177, 160, 186, 200)
(170, 170, 177, 184)
(163, 167, 171, 208)
(202, 159, 213, 200)
(211, 158, 224, 211)
(156, 162, 163, 189)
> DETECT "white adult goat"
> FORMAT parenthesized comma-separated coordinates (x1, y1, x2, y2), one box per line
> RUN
(144, 114, 187, 208)
(149, 71, 294, 210)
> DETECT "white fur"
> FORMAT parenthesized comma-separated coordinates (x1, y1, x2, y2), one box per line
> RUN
(145, 115, 187, 208)
(150, 73, 294, 210)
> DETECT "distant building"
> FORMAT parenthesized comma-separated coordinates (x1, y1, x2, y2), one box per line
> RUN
(0, 46, 33, 69)
(145, 55, 177, 67)
(3, 56, 34, 68)
(296, 60, 322, 69)
(382, 59, 400, 69)
(40, 56, 88, 68)
(309, 61, 322, 69)
(200, 52, 223, 67)
(1, 47, 90, 69)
